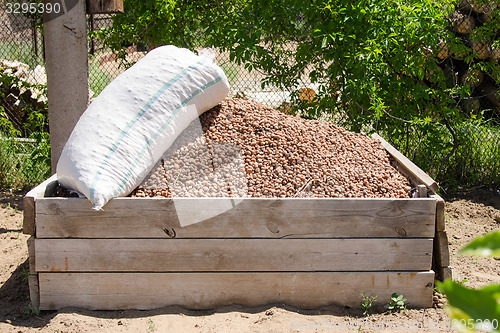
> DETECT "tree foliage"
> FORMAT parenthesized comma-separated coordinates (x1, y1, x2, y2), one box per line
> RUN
(94, 1, 244, 65)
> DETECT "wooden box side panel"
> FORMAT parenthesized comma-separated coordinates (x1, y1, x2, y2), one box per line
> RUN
(38, 271, 435, 310)
(35, 197, 436, 239)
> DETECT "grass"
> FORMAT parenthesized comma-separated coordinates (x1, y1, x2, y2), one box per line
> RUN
(0, 135, 50, 191)
(0, 41, 44, 70)
(386, 118, 500, 191)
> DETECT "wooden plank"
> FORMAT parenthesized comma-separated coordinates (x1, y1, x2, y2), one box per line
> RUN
(23, 174, 58, 235)
(434, 263, 452, 282)
(35, 238, 433, 272)
(436, 231, 450, 267)
(27, 236, 36, 275)
(22, 196, 35, 235)
(433, 230, 451, 282)
(392, 159, 426, 190)
(430, 193, 449, 280)
(372, 134, 439, 193)
(417, 184, 428, 198)
(28, 275, 40, 309)
(430, 194, 446, 231)
(35, 197, 436, 238)
(38, 271, 435, 310)
(86, 0, 124, 14)
(441, 266, 452, 281)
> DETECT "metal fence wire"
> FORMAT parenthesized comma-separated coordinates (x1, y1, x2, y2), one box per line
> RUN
(86, 14, 316, 109)
(0, 6, 46, 135)
(0, 7, 43, 71)
(0, 4, 499, 188)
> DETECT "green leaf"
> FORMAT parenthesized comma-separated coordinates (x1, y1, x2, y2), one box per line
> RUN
(437, 280, 500, 325)
(461, 231, 500, 258)
(321, 36, 328, 49)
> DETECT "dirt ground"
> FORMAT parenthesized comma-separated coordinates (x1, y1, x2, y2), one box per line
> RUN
(0, 188, 498, 332)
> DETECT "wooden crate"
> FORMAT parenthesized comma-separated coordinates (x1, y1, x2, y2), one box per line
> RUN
(23, 135, 450, 310)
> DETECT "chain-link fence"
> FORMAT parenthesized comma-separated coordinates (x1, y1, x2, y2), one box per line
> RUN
(401, 1, 500, 188)
(0, 7, 43, 71)
(0, 6, 46, 135)
(459, 122, 500, 186)
(389, 119, 500, 190)
(87, 15, 316, 109)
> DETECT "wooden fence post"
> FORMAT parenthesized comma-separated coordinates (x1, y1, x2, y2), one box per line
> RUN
(86, 0, 124, 14)
(43, 0, 89, 172)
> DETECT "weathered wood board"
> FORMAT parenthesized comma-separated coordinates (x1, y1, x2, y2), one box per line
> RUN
(38, 271, 435, 310)
(28, 275, 40, 309)
(34, 197, 436, 238)
(23, 174, 58, 235)
(87, 0, 124, 14)
(34, 238, 433, 272)
(430, 194, 446, 231)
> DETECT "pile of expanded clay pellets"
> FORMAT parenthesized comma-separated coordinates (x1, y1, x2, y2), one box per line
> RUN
(131, 98, 411, 198)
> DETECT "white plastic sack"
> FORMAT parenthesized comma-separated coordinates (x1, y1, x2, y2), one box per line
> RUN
(57, 45, 230, 209)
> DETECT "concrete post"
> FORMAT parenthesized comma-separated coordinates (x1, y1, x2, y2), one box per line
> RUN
(44, 0, 89, 172)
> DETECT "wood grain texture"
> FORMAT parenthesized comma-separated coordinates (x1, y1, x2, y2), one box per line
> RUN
(433, 230, 451, 282)
(435, 264, 452, 282)
(417, 185, 428, 198)
(373, 133, 439, 193)
(35, 238, 433, 272)
(38, 271, 435, 310)
(430, 194, 446, 232)
(441, 266, 452, 281)
(86, 0, 124, 14)
(27, 236, 36, 274)
(28, 275, 40, 309)
(23, 174, 58, 235)
(23, 196, 35, 235)
(434, 231, 451, 268)
(35, 197, 436, 239)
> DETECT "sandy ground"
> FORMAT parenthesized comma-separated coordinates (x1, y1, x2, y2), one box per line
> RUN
(0, 188, 498, 332)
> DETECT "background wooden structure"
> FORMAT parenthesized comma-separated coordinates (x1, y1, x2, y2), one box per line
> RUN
(86, 0, 124, 14)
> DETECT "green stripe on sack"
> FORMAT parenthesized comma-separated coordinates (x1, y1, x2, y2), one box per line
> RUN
(88, 59, 207, 206)
(112, 75, 224, 198)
